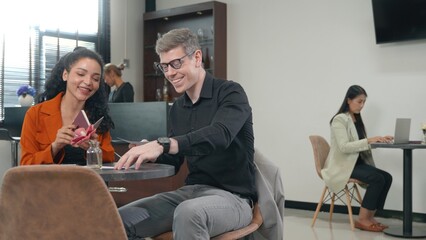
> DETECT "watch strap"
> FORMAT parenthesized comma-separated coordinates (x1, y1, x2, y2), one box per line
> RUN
(157, 137, 170, 154)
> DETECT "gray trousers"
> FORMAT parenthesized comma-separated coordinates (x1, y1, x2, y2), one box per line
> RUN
(118, 184, 253, 240)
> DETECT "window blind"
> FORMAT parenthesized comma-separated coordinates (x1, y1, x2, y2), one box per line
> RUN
(0, 0, 110, 120)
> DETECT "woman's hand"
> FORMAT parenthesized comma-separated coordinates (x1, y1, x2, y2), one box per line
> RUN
(51, 124, 76, 156)
(75, 132, 99, 151)
(368, 135, 394, 143)
(383, 135, 394, 142)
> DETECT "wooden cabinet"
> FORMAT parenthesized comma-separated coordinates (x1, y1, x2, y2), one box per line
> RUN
(143, 1, 227, 102)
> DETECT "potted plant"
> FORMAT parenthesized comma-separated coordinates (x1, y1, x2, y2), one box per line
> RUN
(16, 85, 36, 106)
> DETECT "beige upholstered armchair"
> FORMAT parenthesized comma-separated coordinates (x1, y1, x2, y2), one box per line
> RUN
(0, 165, 127, 240)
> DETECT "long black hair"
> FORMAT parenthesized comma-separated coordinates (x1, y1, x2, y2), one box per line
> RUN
(35, 47, 114, 134)
(330, 85, 368, 134)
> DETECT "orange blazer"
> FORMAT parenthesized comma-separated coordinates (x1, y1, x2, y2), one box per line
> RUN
(20, 93, 114, 165)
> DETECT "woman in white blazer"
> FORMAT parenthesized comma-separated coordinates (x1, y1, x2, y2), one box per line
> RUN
(321, 85, 393, 232)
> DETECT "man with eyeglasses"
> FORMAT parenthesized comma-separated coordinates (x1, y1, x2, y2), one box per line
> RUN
(116, 28, 257, 240)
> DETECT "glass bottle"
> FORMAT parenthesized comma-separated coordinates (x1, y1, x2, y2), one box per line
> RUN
(86, 140, 102, 169)
(423, 126, 426, 144)
(155, 88, 162, 101)
(162, 78, 169, 102)
(197, 28, 204, 41)
(204, 48, 210, 69)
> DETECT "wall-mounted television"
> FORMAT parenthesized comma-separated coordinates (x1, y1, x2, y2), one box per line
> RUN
(372, 0, 426, 44)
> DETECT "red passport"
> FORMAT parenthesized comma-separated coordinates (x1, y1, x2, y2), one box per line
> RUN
(71, 110, 103, 145)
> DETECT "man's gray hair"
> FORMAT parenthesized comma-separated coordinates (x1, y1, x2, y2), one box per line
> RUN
(155, 28, 201, 56)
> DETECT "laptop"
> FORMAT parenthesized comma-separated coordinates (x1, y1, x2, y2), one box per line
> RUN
(393, 118, 411, 144)
(373, 118, 411, 145)
(372, 118, 423, 147)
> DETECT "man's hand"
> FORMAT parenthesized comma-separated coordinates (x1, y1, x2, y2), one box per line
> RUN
(114, 140, 163, 170)
(128, 139, 149, 149)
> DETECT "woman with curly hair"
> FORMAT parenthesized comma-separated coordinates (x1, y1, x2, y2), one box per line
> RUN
(20, 47, 115, 165)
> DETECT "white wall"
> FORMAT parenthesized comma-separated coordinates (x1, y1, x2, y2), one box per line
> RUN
(110, 0, 145, 101)
(152, 0, 426, 214)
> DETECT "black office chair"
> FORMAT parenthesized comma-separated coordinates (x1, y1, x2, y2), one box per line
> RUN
(0, 106, 30, 166)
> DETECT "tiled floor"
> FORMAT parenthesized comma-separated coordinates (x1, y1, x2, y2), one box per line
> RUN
(285, 208, 426, 239)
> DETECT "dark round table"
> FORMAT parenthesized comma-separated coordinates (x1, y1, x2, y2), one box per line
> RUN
(93, 163, 175, 182)
(371, 142, 426, 238)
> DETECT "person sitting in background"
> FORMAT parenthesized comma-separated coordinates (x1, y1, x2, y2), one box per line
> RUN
(104, 63, 134, 102)
(115, 28, 257, 239)
(20, 47, 115, 165)
(321, 85, 393, 232)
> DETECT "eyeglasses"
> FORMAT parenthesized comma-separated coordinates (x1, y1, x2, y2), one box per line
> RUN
(154, 51, 195, 73)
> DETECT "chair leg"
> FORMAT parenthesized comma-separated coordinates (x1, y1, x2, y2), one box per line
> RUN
(353, 183, 363, 204)
(312, 186, 328, 227)
(329, 192, 335, 222)
(344, 186, 355, 231)
(11, 140, 19, 167)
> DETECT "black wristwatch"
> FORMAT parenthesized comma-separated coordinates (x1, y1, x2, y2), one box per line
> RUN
(157, 137, 170, 154)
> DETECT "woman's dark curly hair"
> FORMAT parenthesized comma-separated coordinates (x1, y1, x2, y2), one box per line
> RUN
(35, 47, 114, 134)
